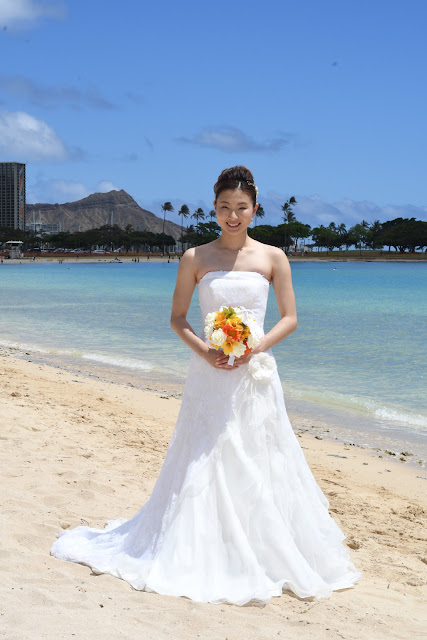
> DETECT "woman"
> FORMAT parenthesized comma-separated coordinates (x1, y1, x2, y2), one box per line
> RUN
(51, 166, 362, 605)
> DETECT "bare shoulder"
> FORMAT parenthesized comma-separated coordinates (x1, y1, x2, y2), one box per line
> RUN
(177, 248, 197, 281)
(179, 243, 216, 279)
(250, 241, 290, 280)
(181, 247, 196, 265)
(192, 240, 220, 278)
(266, 246, 292, 282)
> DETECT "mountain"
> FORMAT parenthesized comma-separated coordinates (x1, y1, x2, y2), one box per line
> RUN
(26, 190, 182, 239)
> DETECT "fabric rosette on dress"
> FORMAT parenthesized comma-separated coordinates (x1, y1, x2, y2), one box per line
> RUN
(248, 352, 277, 383)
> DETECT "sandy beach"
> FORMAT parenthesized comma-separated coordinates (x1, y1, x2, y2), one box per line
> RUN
(1, 253, 426, 265)
(0, 352, 425, 640)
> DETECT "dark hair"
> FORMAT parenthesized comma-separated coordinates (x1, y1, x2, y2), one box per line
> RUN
(214, 165, 257, 206)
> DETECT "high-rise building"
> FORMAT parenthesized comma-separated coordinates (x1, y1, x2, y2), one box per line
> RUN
(0, 162, 26, 230)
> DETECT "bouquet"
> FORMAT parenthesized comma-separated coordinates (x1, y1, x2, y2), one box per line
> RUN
(204, 305, 262, 365)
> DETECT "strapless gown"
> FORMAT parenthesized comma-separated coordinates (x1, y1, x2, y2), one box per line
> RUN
(50, 270, 362, 605)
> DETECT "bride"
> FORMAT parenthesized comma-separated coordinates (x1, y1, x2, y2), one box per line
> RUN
(50, 165, 362, 605)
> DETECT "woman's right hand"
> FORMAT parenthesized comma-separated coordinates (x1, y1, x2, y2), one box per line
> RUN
(203, 348, 238, 370)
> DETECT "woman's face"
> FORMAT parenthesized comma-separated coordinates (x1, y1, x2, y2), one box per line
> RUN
(214, 189, 258, 236)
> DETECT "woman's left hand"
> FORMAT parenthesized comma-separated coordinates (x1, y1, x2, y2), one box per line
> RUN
(233, 339, 265, 367)
(233, 350, 255, 367)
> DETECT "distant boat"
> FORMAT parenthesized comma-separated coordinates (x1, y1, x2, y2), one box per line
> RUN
(110, 257, 123, 263)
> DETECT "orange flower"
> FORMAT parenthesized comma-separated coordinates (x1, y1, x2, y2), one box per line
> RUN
(222, 318, 244, 342)
(243, 342, 251, 357)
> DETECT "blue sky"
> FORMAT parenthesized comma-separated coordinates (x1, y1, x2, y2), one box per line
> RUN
(0, 0, 426, 229)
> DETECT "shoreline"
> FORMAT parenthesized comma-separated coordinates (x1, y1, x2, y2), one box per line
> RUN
(0, 352, 425, 639)
(1, 255, 427, 264)
(2, 343, 425, 470)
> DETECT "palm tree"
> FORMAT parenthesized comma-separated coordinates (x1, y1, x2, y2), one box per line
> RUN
(192, 208, 205, 232)
(367, 219, 383, 251)
(178, 204, 190, 252)
(161, 201, 174, 254)
(209, 209, 216, 223)
(281, 197, 297, 253)
(337, 223, 347, 252)
(282, 197, 297, 223)
(254, 204, 265, 226)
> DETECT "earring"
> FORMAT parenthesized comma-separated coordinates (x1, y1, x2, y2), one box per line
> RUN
(250, 218, 254, 227)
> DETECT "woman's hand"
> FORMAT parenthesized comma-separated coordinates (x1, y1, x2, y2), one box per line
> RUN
(203, 349, 239, 370)
(232, 337, 266, 367)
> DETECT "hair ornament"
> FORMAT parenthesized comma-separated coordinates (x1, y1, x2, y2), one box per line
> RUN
(246, 180, 258, 196)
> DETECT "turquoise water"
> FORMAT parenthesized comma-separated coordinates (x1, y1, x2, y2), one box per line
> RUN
(1, 261, 426, 454)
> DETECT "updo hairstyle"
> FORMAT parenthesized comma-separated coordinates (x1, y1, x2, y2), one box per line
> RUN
(214, 166, 257, 206)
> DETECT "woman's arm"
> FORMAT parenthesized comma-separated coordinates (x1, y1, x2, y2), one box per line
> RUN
(250, 249, 297, 356)
(170, 250, 207, 357)
(170, 250, 236, 369)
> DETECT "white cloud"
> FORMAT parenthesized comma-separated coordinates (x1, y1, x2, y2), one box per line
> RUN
(178, 126, 290, 152)
(260, 193, 427, 228)
(27, 179, 89, 203)
(50, 180, 90, 202)
(0, 110, 68, 161)
(0, 0, 66, 29)
(97, 181, 119, 192)
(27, 178, 121, 204)
(0, 74, 116, 110)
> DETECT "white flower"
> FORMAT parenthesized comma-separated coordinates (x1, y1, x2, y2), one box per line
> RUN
(205, 312, 216, 325)
(247, 320, 262, 349)
(248, 353, 277, 383)
(204, 312, 217, 339)
(204, 324, 214, 339)
(231, 342, 246, 357)
(210, 328, 226, 347)
(247, 330, 261, 349)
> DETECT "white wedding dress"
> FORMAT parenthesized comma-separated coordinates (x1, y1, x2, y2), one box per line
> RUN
(50, 270, 362, 605)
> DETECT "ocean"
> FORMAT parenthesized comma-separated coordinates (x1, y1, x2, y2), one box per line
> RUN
(1, 260, 426, 460)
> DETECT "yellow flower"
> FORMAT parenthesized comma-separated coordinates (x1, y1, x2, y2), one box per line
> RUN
(222, 339, 238, 355)
(214, 310, 227, 329)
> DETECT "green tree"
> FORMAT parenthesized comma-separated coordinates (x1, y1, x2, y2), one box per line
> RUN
(192, 207, 205, 231)
(194, 221, 221, 245)
(287, 221, 311, 252)
(179, 224, 198, 248)
(154, 233, 176, 252)
(365, 220, 383, 250)
(254, 204, 265, 226)
(0, 226, 29, 244)
(249, 224, 282, 247)
(161, 201, 174, 253)
(337, 223, 348, 250)
(281, 197, 297, 253)
(347, 224, 370, 255)
(379, 218, 427, 253)
(310, 224, 343, 253)
(178, 204, 190, 252)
